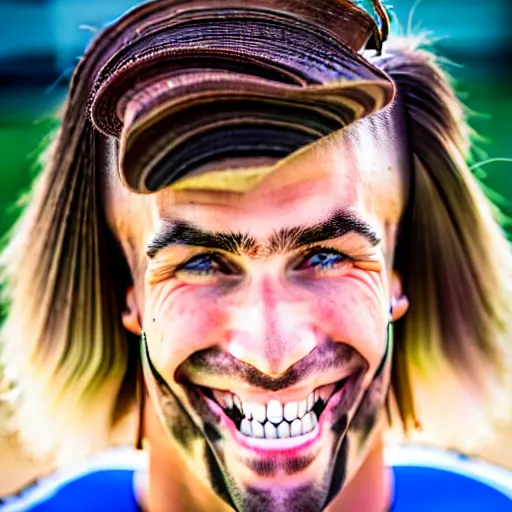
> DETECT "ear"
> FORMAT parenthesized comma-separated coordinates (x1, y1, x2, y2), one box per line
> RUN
(390, 271, 409, 322)
(122, 286, 142, 335)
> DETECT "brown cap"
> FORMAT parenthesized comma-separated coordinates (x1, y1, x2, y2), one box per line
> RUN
(87, 0, 395, 193)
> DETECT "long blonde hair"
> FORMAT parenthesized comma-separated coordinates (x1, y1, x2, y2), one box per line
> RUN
(1, 33, 511, 463)
(369, 35, 512, 448)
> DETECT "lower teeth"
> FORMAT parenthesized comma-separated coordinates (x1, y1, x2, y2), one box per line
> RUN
(239, 411, 319, 439)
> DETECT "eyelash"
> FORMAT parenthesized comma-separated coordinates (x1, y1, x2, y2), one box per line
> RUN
(176, 247, 350, 279)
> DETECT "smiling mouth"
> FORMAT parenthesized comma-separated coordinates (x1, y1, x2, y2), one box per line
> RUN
(200, 377, 349, 440)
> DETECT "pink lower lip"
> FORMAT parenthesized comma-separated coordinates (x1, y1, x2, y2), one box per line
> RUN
(229, 415, 323, 455)
(201, 378, 350, 457)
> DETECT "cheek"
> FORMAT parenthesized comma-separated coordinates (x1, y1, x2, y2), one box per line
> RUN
(308, 274, 389, 366)
(144, 283, 229, 367)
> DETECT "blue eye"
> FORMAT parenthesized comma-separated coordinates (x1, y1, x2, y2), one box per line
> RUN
(181, 255, 218, 275)
(301, 249, 347, 272)
(178, 253, 239, 280)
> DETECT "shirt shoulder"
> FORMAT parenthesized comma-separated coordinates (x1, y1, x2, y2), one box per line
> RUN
(0, 447, 147, 512)
(386, 444, 512, 512)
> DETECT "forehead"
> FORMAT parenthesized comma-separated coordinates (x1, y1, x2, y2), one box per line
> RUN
(106, 106, 408, 246)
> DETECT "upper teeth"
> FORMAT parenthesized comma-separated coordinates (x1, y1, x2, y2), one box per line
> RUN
(213, 391, 315, 421)
(211, 387, 332, 439)
(266, 400, 283, 423)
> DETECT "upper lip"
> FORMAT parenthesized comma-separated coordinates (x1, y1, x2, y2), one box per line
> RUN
(184, 370, 358, 404)
(206, 378, 344, 404)
(177, 344, 368, 392)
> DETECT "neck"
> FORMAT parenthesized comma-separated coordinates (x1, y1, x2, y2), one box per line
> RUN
(327, 436, 392, 512)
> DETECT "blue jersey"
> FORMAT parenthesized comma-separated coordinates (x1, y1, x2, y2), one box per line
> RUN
(2, 445, 512, 511)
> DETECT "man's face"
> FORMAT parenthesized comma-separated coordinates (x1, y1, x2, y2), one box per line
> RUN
(111, 110, 408, 511)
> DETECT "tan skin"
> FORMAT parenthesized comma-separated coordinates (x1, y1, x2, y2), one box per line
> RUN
(106, 111, 409, 512)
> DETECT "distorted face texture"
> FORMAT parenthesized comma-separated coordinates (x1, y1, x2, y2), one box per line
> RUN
(110, 107, 409, 511)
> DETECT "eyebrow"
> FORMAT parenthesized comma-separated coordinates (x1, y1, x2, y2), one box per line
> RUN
(146, 210, 380, 259)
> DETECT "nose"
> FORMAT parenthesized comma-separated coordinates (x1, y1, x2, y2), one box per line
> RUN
(223, 280, 319, 376)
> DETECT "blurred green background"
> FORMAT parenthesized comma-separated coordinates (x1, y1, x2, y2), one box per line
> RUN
(0, 0, 511, 236)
